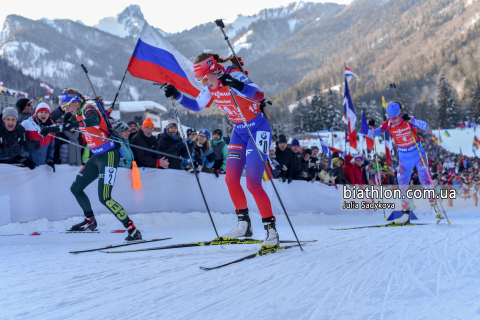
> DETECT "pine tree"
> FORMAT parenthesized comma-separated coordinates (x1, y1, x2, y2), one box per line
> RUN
(292, 91, 306, 133)
(469, 78, 480, 121)
(365, 100, 382, 125)
(311, 89, 325, 131)
(323, 89, 342, 131)
(437, 74, 460, 128)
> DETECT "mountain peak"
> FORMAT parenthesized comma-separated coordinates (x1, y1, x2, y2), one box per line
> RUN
(94, 4, 145, 38)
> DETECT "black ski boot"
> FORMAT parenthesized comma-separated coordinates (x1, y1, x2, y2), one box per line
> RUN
(393, 209, 411, 225)
(69, 213, 97, 231)
(220, 208, 253, 239)
(125, 221, 142, 241)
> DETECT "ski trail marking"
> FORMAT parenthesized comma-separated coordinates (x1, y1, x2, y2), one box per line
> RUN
(379, 273, 393, 320)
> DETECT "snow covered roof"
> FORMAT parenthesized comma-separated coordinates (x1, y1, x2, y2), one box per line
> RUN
(119, 101, 167, 113)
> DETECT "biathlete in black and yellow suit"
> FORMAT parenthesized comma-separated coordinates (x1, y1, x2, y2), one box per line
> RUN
(41, 88, 141, 240)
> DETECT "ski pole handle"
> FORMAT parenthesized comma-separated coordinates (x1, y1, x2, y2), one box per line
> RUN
(81, 64, 88, 74)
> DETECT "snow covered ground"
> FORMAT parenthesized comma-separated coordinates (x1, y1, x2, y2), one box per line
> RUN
(2, 210, 480, 320)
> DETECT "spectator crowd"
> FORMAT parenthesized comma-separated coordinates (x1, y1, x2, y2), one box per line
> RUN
(2, 95, 480, 204)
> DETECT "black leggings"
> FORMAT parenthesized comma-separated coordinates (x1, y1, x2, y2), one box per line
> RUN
(70, 148, 131, 227)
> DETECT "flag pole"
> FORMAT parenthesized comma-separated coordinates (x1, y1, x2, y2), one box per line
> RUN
(110, 69, 129, 109)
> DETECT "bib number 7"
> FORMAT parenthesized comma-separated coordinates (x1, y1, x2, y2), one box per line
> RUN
(255, 131, 270, 154)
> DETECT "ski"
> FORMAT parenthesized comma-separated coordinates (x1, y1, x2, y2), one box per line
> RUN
(100, 239, 316, 253)
(69, 237, 172, 254)
(330, 223, 432, 230)
(199, 244, 304, 271)
(0, 229, 153, 237)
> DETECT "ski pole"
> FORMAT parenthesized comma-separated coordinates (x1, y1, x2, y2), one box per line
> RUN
(72, 129, 183, 160)
(155, 82, 220, 239)
(390, 83, 451, 224)
(371, 127, 386, 220)
(48, 134, 87, 150)
(225, 84, 303, 250)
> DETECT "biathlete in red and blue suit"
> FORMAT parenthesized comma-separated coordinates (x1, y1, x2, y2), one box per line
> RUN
(164, 53, 279, 249)
(369, 102, 435, 224)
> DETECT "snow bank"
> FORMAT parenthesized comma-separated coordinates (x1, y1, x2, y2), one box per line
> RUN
(0, 164, 343, 226)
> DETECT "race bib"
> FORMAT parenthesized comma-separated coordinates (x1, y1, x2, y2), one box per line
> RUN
(255, 131, 270, 154)
(104, 167, 117, 186)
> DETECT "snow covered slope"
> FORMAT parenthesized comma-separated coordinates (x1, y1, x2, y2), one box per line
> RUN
(2, 211, 480, 319)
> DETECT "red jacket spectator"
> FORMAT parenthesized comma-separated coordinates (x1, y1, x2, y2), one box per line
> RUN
(351, 155, 365, 186)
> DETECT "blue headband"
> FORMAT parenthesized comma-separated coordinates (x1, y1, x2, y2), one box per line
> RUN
(61, 93, 82, 104)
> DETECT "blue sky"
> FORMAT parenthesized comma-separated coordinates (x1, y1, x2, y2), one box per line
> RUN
(0, 0, 353, 34)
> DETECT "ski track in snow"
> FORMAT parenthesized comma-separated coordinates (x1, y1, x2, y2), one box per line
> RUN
(2, 212, 480, 320)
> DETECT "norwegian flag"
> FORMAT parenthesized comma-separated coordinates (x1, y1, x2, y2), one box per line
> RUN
(40, 82, 54, 94)
(345, 66, 358, 82)
(343, 74, 357, 150)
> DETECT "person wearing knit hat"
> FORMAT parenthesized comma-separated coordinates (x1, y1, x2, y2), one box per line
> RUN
(1, 107, 38, 169)
(299, 148, 316, 183)
(186, 128, 197, 151)
(166, 117, 178, 129)
(142, 117, 155, 130)
(290, 138, 303, 180)
(158, 117, 188, 170)
(275, 134, 294, 184)
(21, 102, 55, 169)
(198, 129, 211, 140)
(127, 120, 138, 141)
(351, 154, 365, 186)
(278, 134, 288, 144)
(16, 98, 34, 123)
(210, 128, 228, 173)
(181, 128, 215, 172)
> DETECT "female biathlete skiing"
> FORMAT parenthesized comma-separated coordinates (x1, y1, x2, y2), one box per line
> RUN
(164, 53, 278, 250)
(369, 102, 437, 224)
(41, 89, 141, 240)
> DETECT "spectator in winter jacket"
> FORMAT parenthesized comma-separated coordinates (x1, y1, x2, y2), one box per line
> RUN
(210, 128, 228, 173)
(113, 121, 135, 169)
(311, 146, 320, 166)
(223, 129, 233, 145)
(266, 144, 281, 178)
(275, 134, 294, 183)
(299, 149, 316, 183)
(351, 155, 365, 186)
(332, 157, 347, 184)
(16, 98, 65, 124)
(182, 129, 215, 171)
(343, 154, 354, 184)
(22, 103, 56, 171)
(290, 138, 303, 180)
(317, 154, 333, 184)
(186, 128, 197, 151)
(158, 118, 189, 170)
(130, 117, 169, 169)
(16, 98, 34, 123)
(127, 121, 138, 141)
(0, 107, 38, 169)
(362, 162, 374, 185)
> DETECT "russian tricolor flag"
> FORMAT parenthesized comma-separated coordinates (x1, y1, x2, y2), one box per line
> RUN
(127, 22, 202, 97)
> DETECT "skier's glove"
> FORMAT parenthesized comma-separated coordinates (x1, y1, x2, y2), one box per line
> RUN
(218, 73, 244, 92)
(165, 85, 179, 99)
(62, 121, 76, 132)
(402, 113, 411, 122)
(47, 161, 55, 173)
(368, 118, 375, 127)
(206, 151, 216, 163)
(24, 139, 40, 152)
